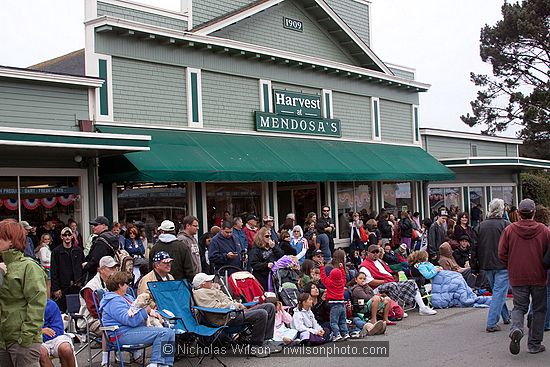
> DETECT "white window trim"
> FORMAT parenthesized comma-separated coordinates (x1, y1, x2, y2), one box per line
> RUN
(111, 183, 119, 223)
(186, 68, 203, 128)
(371, 97, 381, 141)
(412, 105, 420, 145)
(88, 53, 114, 122)
(259, 79, 273, 113)
(322, 89, 333, 119)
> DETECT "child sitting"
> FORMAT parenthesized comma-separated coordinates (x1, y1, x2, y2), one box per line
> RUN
(408, 250, 442, 280)
(273, 301, 299, 345)
(350, 272, 394, 332)
(320, 250, 349, 342)
(292, 293, 329, 345)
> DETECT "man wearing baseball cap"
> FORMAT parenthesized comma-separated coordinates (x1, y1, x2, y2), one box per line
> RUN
(499, 198, 550, 355)
(243, 214, 259, 249)
(149, 219, 195, 281)
(82, 216, 118, 282)
(192, 273, 277, 357)
(137, 251, 174, 302)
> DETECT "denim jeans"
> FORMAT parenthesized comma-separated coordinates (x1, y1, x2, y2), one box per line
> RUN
(511, 285, 547, 350)
(328, 302, 348, 338)
(117, 326, 175, 365)
(484, 269, 510, 328)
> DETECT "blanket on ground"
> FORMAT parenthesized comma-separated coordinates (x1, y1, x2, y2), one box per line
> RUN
(430, 270, 491, 308)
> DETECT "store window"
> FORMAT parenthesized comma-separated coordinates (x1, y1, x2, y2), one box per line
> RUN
(469, 187, 485, 211)
(0, 176, 81, 227)
(117, 183, 187, 241)
(336, 182, 373, 239)
(206, 183, 262, 229)
(491, 186, 515, 207)
(428, 187, 462, 217)
(382, 182, 412, 216)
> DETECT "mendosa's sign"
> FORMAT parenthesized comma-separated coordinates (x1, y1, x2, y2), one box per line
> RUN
(255, 90, 342, 137)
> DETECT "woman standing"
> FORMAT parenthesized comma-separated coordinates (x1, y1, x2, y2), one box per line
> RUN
(34, 234, 53, 297)
(124, 227, 145, 258)
(289, 225, 309, 265)
(248, 227, 284, 291)
(453, 212, 477, 244)
(0, 219, 47, 366)
(399, 211, 414, 250)
(350, 212, 364, 252)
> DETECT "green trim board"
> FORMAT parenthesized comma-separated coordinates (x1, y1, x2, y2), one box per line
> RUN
(99, 59, 109, 115)
(97, 126, 454, 183)
(190, 72, 199, 123)
(0, 130, 150, 150)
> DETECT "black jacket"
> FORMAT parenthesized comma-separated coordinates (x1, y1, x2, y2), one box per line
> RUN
(471, 217, 509, 272)
(249, 244, 284, 290)
(378, 220, 393, 239)
(453, 247, 470, 268)
(399, 218, 413, 238)
(51, 245, 85, 292)
(428, 221, 446, 261)
(83, 230, 117, 278)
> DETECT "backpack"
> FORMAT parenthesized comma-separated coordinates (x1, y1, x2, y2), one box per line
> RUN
(96, 235, 129, 268)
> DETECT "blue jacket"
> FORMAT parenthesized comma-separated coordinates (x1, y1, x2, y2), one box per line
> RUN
(124, 238, 145, 257)
(232, 228, 247, 249)
(416, 262, 439, 280)
(43, 299, 65, 342)
(99, 292, 147, 336)
(208, 232, 242, 270)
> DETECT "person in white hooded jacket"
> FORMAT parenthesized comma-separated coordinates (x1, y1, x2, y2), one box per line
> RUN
(292, 293, 328, 343)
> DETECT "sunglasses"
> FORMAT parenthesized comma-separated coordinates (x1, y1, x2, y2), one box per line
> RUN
(264, 235, 271, 238)
(62, 233, 72, 237)
(370, 250, 379, 254)
(322, 210, 329, 212)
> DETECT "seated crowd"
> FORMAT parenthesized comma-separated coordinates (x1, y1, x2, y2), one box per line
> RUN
(3, 201, 532, 365)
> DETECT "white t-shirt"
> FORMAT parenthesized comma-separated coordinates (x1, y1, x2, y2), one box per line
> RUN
(359, 260, 392, 284)
(38, 246, 51, 268)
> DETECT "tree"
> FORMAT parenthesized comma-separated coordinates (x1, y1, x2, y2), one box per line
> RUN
(461, 0, 550, 158)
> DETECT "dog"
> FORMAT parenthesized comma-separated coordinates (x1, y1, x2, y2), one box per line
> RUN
(128, 293, 164, 328)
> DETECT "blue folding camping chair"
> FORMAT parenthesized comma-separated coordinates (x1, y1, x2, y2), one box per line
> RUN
(148, 279, 249, 367)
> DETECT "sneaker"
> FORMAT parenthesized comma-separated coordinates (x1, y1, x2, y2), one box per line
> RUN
(341, 334, 350, 341)
(359, 323, 371, 338)
(349, 331, 361, 339)
(252, 349, 270, 358)
(403, 312, 408, 318)
(528, 345, 546, 354)
(509, 329, 523, 355)
(332, 335, 343, 342)
(419, 307, 437, 316)
(503, 319, 511, 325)
(368, 321, 385, 336)
(486, 325, 501, 333)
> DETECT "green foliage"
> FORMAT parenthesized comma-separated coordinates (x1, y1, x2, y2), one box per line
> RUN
(521, 172, 550, 206)
(461, 0, 550, 158)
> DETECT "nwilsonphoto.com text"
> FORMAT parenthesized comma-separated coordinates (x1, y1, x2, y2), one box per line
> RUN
(166, 341, 389, 358)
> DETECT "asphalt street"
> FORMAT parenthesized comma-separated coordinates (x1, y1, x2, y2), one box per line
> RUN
(75, 299, 548, 367)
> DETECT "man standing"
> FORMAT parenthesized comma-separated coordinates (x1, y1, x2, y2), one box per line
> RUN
(21, 221, 35, 259)
(471, 203, 483, 228)
(243, 215, 259, 249)
(82, 216, 118, 282)
(178, 215, 201, 274)
(263, 215, 278, 244)
(317, 206, 335, 254)
(499, 198, 550, 355)
(315, 222, 331, 263)
(149, 219, 195, 281)
(137, 251, 175, 304)
(471, 198, 510, 333)
(209, 221, 242, 272)
(428, 209, 448, 264)
(51, 227, 85, 312)
(232, 217, 247, 247)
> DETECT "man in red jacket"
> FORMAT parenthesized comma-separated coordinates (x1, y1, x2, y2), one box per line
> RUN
(499, 198, 550, 355)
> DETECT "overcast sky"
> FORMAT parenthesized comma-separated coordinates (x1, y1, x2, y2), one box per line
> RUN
(0, 0, 515, 136)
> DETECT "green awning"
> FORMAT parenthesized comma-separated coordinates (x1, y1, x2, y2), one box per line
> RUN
(98, 126, 454, 182)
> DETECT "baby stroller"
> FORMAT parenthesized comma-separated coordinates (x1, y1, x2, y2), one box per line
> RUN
(270, 256, 300, 308)
(217, 265, 265, 304)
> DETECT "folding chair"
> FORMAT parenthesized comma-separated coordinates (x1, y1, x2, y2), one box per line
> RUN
(65, 293, 94, 367)
(148, 280, 246, 367)
(92, 289, 151, 367)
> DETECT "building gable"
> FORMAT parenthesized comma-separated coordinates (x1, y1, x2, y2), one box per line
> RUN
(211, 0, 357, 65)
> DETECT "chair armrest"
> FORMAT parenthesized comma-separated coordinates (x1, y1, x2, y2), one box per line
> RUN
(100, 325, 119, 332)
(157, 310, 180, 320)
(69, 313, 85, 320)
(242, 301, 258, 308)
(192, 305, 242, 314)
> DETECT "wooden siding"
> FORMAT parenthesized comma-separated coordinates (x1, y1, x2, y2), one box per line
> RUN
(111, 57, 187, 125)
(379, 99, 413, 144)
(332, 91, 371, 140)
(211, 1, 356, 65)
(0, 79, 88, 131)
(97, 1, 187, 30)
(192, 0, 254, 27)
(423, 135, 513, 159)
(388, 67, 415, 80)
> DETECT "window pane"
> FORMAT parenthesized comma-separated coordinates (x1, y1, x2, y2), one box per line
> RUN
(118, 183, 187, 241)
(19, 176, 80, 227)
(429, 187, 444, 217)
(383, 182, 412, 215)
(206, 183, 262, 230)
(492, 186, 515, 207)
(469, 187, 484, 210)
(355, 183, 372, 214)
(444, 187, 462, 212)
(0, 177, 19, 220)
(336, 182, 354, 239)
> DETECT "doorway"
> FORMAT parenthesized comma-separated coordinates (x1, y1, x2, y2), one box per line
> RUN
(277, 183, 319, 228)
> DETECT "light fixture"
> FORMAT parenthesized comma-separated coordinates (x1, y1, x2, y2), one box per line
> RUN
(74, 155, 83, 163)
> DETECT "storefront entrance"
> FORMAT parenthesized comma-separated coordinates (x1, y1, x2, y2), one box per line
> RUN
(277, 183, 319, 228)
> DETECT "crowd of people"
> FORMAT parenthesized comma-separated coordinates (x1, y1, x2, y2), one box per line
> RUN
(0, 198, 549, 365)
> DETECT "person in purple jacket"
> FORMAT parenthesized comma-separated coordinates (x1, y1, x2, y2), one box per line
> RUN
(40, 299, 75, 367)
(99, 271, 175, 367)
